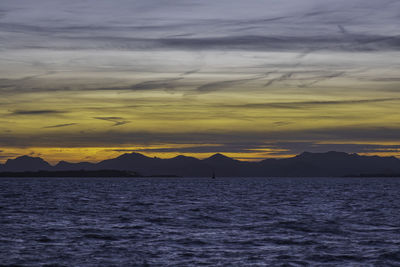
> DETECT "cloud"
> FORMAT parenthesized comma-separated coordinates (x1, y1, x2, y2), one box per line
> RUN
(195, 72, 273, 93)
(113, 145, 259, 154)
(196, 78, 257, 93)
(1, 127, 400, 160)
(181, 69, 200, 76)
(337, 25, 348, 35)
(2, 125, 400, 149)
(267, 141, 400, 156)
(221, 98, 400, 110)
(10, 109, 65, 115)
(0, 0, 399, 160)
(63, 34, 399, 52)
(43, 123, 77, 129)
(274, 121, 292, 127)
(0, 76, 187, 94)
(264, 72, 294, 87)
(297, 71, 346, 88)
(1, 0, 399, 54)
(0, 9, 7, 19)
(94, 117, 129, 126)
(127, 78, 183, 91)
(2, 21, 399, 53)
(359, 77, 400, 82)
(92, 78, 184, 92)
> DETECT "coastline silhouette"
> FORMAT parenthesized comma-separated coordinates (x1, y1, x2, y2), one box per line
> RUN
(1, 151, 400, 177)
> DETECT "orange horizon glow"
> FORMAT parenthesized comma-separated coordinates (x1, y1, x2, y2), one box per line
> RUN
(1, 146, 399, 165)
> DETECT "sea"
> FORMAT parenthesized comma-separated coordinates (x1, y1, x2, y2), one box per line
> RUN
(1, 177, 400, 266)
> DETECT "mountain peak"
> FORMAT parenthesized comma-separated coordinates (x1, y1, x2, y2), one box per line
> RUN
(1, 151, 399, 177)
(204, 153, 235, 161)
(116, 152, 148, 160)
(5, 155, 51, 171)
(171, 155, 198, 160)
(16, 155, 39, 160)
(297, 151, 353, 158)
(6, 155, 48, 163)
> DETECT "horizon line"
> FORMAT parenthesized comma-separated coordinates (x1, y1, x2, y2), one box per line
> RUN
(2, 150, 399, 167)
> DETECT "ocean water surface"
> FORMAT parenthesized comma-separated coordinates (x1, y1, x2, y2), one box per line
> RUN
(1, 177, 400, 266)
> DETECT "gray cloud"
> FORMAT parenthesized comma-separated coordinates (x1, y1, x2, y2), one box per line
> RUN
(265, 72, 294, 87)
(1, 125, 400, 149)
(127, 78, 183, 91)
(267, 141, 400, 156)
(1, 0, 399, 53)
(220, 98, 400, 110)
(358, 77, 400, 83)
(1, 126, 400, 160)
(90, 78, 185, 92)
(160, 35, 400, 52)
(6, 34, 398, 52)
(297, 71, 346, 88)
(181, 69, 200, 76)
(43, 123, 77, 129)
(10, 109, 65, 115)
(195, 72, 274, 93)
(0, 76, 188, 94)
(196, 78, 257, 93)
(112, 143, 269, 154)
(0, 0, 399, 160)
(94, 117, 129, 126)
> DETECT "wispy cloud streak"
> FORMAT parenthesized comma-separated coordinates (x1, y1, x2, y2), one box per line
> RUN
(94, 117, 129, 127)
(43, 123, 77, 129)
(221, 98, 400, 110)
(10, 110, 65, 116)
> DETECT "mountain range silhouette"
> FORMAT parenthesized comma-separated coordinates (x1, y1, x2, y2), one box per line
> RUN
(1, 151, 400, 177)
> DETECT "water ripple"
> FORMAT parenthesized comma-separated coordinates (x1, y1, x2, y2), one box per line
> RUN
(1, 177, 400, 266)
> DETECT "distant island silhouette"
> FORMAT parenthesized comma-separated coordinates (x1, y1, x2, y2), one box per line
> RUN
(1, 151, 400, 177)
(0, 170, 140, 178)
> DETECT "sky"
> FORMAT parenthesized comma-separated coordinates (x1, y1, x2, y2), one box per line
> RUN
(0, 0, 400, 163)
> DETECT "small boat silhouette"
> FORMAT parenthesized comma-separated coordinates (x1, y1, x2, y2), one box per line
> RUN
(212, 171, 216, 179)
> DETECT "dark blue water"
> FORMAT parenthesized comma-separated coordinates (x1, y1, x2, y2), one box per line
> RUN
(1, 177, 400, 266)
